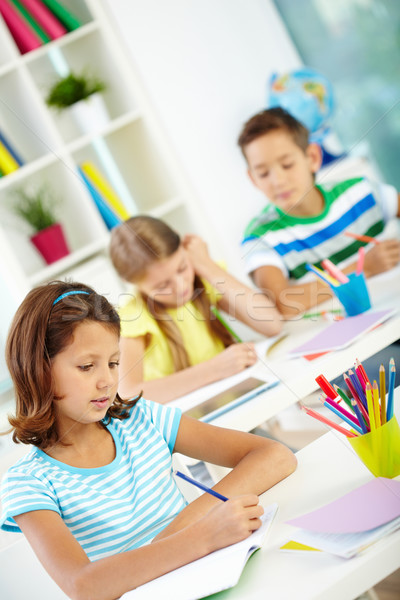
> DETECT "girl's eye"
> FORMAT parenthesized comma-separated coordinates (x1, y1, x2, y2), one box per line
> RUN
(109, 361, 120, 369)
(79, 364, 92, 372)
(156, 281, 169, 291)
(283, 163, 294, 169)
(259, 171, 269, 178)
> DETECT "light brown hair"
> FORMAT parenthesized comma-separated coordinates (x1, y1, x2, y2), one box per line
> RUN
(110, 216, 233, 371)
(5, 281, 139, 449)
(238, 107, 310, 158)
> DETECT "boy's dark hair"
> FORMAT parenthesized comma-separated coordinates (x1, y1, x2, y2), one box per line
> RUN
(237, 107, 310, 158)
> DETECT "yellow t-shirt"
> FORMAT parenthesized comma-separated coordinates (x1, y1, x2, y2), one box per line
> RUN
(119, 280, 225, 381)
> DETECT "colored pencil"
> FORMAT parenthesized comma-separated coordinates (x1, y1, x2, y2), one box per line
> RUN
(387, 359, 396, 422)
(321, 395, 364, 434)
(333, 384, 355, 412)
(306, 263, 339, 286)
(301, 405, 358, 437)
(210, 305, 242, 343)
(365, 383, 376, 432)
(174, 470, 228, 501)
(321, 259, 349, 284)
(356, 246, 365, 275)
(343, 373, 370, 429)
(315, 374, 337, 399)
(372, 380, 381, 428)
(350, 398, 369, 434)
(344, 231, 380, 245)
(379, 364, 386, 425)
(348, 369, 368, 410)
(302, 308, 343, 320)
(355, 358, 371, 391)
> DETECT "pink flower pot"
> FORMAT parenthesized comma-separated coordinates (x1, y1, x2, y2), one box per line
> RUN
(30, 223, 70, 265)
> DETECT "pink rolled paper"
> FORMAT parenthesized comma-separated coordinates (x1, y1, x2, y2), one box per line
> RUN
(19, 0, 67, 39)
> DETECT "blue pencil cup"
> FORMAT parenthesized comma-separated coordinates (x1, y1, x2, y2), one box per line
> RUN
(331, 272, 371, 317)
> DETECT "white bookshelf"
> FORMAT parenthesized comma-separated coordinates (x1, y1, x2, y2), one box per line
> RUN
(0, 0, 213, 410)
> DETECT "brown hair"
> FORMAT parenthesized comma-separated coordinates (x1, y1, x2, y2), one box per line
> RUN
(238, 107, 310, 158)
(110, 216, 233, 371)
(5, 281, 139, 449)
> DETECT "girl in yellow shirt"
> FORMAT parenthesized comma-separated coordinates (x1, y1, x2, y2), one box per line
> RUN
(110, 216, 281, 403)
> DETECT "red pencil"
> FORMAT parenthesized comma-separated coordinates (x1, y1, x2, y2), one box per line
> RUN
(315, 374, 337, 399)
(301, 405, 358, 438)
(355, 358, 371, 391)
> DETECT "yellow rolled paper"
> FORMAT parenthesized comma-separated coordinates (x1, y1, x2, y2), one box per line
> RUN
(349, 416, 400, 478)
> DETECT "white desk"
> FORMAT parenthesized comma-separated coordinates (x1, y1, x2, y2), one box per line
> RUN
(208, 394, 400, 600)
(171, 266, 400, 433)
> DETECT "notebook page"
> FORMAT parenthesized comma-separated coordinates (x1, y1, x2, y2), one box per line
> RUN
(120, 503, 278, 600)
(288, 308, 396, 357)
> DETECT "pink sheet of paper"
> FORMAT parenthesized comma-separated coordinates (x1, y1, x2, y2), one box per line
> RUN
(286, 478, 400, 533)
(288, 308, 396, 357)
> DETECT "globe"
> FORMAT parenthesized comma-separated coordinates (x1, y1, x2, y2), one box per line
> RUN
(267, 67, 335, 139)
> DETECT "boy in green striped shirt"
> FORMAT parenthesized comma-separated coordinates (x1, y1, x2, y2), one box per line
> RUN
(239, 108, 400, 317)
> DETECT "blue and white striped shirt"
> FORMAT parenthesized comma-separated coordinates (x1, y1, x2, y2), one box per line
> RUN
(0, 398, 187, 561)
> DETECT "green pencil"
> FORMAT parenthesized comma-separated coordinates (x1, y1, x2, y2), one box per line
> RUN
(302, 309, 343, 319)
(210, 305, 242, 343)
(333, 384, 355, 413)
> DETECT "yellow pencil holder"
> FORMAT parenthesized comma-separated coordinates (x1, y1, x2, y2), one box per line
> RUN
(349, 416, 400, 478)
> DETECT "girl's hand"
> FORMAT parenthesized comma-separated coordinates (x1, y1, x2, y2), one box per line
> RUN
(201, 495, 263, 552)
(210, 343, 258, 378)
(364, 239, 400, 277)
(182, 234, 214, 274)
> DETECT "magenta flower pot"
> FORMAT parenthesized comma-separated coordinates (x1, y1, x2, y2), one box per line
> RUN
(30, 223, 70, 265)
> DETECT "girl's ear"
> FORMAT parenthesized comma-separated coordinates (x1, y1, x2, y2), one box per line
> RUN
(306, 143, 323, 174)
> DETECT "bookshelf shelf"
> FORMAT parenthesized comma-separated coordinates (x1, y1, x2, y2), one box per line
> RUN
(0, 0, 212, 411)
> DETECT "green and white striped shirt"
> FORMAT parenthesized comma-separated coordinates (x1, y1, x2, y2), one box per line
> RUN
(242, 177, 398, 281)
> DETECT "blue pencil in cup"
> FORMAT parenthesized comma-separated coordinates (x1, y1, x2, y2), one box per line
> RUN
(387, 358, 396, 422)
(174, 470, 228, 501)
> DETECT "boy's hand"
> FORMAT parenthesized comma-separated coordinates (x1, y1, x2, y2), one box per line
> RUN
(364, 239, 400, 277)
(183, 234, 214, 274)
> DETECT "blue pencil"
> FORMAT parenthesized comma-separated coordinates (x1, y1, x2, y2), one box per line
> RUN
(348, 369, 368, 410)
(350, 399, 369, 434)
(174, 470, 228, 501)
(387, 359, 396, 422)
(322, 399, 364, 435)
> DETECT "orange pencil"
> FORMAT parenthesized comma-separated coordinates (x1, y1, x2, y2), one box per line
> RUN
(372, 380, 381, 428)
(379, 364, 386, 425)
(300, 405, 358, 438)
(344, 231, 380, 245)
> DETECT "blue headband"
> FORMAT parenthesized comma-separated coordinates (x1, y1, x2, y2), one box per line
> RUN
(53, 291, 90, 305)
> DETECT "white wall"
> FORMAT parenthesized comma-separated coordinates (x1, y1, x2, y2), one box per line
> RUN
(103, 0, 302, 276)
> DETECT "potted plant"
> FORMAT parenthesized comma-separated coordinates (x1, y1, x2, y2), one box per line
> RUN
(45, 70, 108, 133)
(12, 185, 70, 265)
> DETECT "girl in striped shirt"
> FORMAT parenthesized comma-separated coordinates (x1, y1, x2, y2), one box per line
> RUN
(1, 281, 296, 600)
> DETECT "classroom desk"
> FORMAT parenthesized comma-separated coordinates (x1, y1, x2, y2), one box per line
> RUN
(208, 393, 400, 600)
(171, 266, 400, 433)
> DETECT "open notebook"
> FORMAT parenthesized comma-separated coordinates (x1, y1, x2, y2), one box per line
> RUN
(120, 503, 278, 600)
